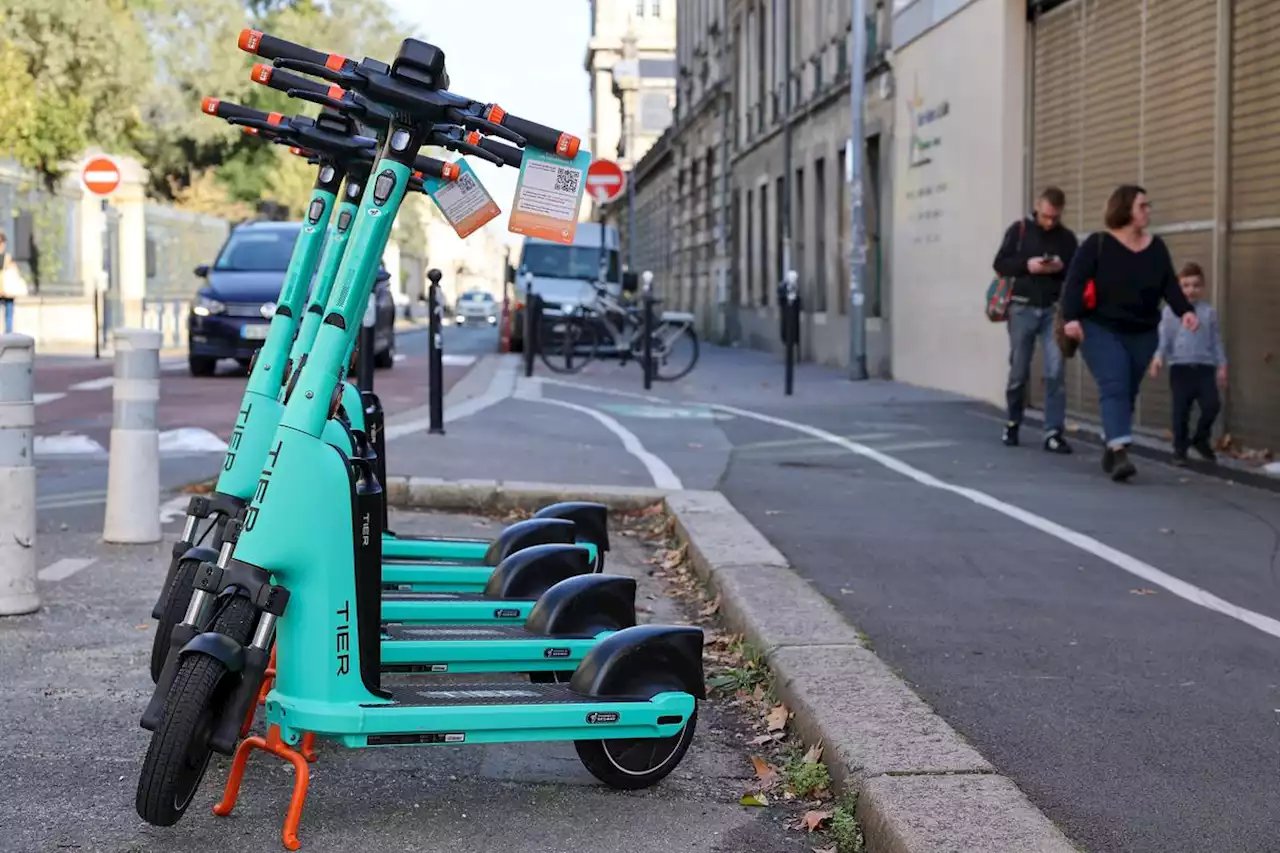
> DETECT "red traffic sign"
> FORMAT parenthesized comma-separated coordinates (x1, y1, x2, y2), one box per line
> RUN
(81, 156, 122, 197)
(586, 159, 627, 203)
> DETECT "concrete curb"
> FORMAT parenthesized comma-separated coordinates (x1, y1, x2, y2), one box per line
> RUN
(387, 477, 1078, 853)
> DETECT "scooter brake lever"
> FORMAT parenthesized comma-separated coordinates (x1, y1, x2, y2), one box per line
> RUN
(272, 57, 358, 87)
(434, 134, 503, 166)
(286, 88, 358, 115)
(449, 110, 526, 147)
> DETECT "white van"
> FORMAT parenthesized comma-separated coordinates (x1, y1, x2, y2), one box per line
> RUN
(516, 223, 622, 314)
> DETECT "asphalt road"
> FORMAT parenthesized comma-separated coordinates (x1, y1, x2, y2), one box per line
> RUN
(0, 509, 808, 853)
(33, 323, 497, 534)
(516, 347, 1280, 853)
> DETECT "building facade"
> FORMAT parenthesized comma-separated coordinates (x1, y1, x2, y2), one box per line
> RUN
(616, 0, 896, 366)
(584, 0, 679, 220)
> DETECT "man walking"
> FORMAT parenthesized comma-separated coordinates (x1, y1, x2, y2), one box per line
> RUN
(993, 187, 1078, 452)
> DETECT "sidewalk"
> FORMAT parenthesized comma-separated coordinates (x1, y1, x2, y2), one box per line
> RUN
(384, 346, 1280, 853)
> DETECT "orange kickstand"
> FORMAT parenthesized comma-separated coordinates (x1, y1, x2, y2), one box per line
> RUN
(299, 732, 318, 763)
(214, 723, 311, 851)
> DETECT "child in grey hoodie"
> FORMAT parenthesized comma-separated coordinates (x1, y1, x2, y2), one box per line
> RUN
(1149, 261, 1228, 464)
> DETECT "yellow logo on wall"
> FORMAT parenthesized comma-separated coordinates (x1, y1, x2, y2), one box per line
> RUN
(907, 76, 950, 169)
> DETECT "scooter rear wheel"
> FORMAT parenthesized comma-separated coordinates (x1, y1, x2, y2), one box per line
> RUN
(149, 557, 201, 683)
(136, 597, 256, 826)
(574, 708, 697, 790)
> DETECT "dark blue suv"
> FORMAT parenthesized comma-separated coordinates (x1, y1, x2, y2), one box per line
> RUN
(188, 220, 396, 376)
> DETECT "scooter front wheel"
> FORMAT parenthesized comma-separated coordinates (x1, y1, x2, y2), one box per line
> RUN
(150, 557, 201, 683)
(136, 653, 228, 826)
(574, 708, 697, 790)
(137, 597, 256, 826)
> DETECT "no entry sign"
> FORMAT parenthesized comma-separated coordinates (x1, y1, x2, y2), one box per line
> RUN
(586, 159, 627, 203)
(81, 156, 122, 197)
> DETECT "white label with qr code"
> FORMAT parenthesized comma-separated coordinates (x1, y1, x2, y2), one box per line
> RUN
(514, 160, 583, 221)
(433, 170, 488, 224)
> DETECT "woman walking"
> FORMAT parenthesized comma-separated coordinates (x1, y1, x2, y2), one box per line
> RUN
(1060, 185, 1199, 481)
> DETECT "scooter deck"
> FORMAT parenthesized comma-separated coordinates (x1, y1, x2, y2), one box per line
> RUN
(365, 683, 633, 708)
(382, 624, 548, 641)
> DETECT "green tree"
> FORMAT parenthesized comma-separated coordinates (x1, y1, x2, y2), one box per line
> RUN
(0, 0, 151, 185)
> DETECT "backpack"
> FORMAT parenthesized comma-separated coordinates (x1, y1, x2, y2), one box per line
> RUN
(985, 218, 1026, 323)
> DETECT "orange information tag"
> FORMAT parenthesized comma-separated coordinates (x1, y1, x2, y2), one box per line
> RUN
(423, 159, 500, 239)
(507, 148, 590, 245)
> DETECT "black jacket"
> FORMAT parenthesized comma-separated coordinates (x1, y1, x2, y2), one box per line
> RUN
(992, 217, 1079, 308)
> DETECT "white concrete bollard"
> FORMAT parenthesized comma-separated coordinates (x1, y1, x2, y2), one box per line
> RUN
(0, 334, 38, 615)
(103, 328, 162, 543)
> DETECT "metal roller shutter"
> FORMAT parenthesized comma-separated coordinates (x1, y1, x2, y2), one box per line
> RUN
(1228, 0, 1280, 451)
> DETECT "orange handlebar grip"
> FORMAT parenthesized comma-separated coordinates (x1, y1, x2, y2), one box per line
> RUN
(441, 163, 461, 181)
(238, 29, 263, 54)
(325, 54, 347, 72)
(267, 112, 283, 126)
(250, 63, 273, 85)
(555, 133, 581, 159)
(201, 97, 220, 115)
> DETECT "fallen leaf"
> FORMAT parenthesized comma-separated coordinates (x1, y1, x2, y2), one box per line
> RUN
(134, 624, 149, 630)
(739, 792, 769, 807)
(661, 544, 688, 570)
(752, 685, 765, 702)
(766, 703, 790, 732)
(1130, 588, 1159, 596)
(748, 734, 774, 746)
(800, 810, 833, 832)
(750, 755, 779, 788)
(802, 740, 824, 764)
(699, 595, 721, 617)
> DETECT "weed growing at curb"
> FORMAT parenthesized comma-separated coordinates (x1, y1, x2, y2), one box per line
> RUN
(829, 793, 865, 852)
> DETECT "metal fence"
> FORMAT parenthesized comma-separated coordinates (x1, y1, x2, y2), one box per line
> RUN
(0, 161, 83, 297)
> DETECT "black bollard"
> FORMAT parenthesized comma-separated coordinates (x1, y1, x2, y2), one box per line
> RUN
(641, 272, 655, 390)
(522, 285, 538, 378)
(781, 271, 799, 396)
(427, 268, 445, 435)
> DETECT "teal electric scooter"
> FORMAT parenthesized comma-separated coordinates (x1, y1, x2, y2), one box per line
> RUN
(137, 36, 701, 849)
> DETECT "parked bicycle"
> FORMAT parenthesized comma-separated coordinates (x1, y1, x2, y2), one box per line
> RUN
(538, 271, 699, 380)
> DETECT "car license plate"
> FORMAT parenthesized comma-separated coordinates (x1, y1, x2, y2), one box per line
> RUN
(241, 324, 270, 340)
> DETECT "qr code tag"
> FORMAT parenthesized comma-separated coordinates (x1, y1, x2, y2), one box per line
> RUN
(424, 159, 501, 238)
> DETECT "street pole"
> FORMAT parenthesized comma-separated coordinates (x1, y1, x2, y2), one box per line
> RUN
(427, 269, 445, 435)
(847, 0, 869, 380)
(781, 0, 793, 297)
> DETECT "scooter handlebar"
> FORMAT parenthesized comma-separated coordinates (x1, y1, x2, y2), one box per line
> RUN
(201, 97, 285, 128)
(463, 132, 522, 168)
(412, 155, 460, 183)
(239, 29, 355, 73)
(251, 63, 346, 103)
(482, 105, 579, 159)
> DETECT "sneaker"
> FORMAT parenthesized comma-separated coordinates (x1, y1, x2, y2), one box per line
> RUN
(1192, 439, 1217, 463)
(1002, 422, 1020, 447)
(1111, 447, 1137, 482)
(1044, 432, 1072, 454)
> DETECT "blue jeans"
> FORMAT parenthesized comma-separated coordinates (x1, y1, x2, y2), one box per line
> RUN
(0, 298, 12, 334)
(1079, 320, 1159, 447)
(1006, 303, 1065, 432)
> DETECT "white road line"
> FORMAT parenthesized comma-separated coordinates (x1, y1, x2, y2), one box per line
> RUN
(712, 403, 1280, 643)
(518, 379, 683, 490)
(34, 392, 66, 405)
(441, 354, 478, 366)
(38, 557, 97, 582)
(68, 376, 114, 391)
